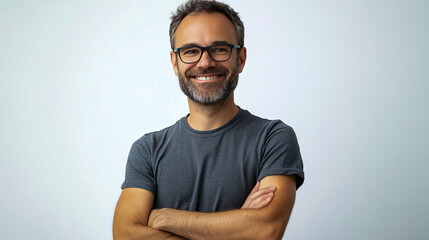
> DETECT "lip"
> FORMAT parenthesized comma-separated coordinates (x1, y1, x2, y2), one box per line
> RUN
(191, 74, 225, 82)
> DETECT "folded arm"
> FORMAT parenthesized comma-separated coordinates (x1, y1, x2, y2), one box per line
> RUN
(113, 181, 277, 240)
(113, 188, 187, 240)
(148, 175, 297, 240)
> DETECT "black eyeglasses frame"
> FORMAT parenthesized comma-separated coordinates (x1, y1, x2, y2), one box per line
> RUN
(173, 43, 241, 64)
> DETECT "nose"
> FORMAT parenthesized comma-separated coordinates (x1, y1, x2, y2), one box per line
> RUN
(196, 50, 216, 68)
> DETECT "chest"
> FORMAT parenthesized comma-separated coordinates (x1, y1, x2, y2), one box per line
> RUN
(152, 134, 261, 211)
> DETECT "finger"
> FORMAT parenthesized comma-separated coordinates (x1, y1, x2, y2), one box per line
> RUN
(248, 186, 276, 200)
(242, 183, 275, 209)
(259, 186, 277, 193)
(255, 193, 274, 209)
(251, 192, 274, 208)
(241, 197, 251, 209)
(250, 181, 260, 195)
(241, 189, 256, 209)
(250, 192, 274, 209)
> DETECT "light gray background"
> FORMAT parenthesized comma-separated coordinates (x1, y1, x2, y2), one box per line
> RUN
(1, 0, 428, 239)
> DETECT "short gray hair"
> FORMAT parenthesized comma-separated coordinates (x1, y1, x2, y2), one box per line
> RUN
(169, 0, 245, 50)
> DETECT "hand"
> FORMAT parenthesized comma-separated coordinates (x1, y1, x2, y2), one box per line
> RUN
(148, 208, 180, 230)
(148, 209, 160, 229)
(148, 209, 189, 239)
(241, 182, 276, 209)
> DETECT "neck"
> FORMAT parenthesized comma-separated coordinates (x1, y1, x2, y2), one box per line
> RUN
(187, 93, 239, 131)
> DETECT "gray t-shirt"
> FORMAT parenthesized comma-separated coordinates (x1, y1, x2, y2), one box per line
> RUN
(121, 108, 304, 212)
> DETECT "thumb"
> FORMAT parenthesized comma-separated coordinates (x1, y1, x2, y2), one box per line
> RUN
(250, 181, 260, 194)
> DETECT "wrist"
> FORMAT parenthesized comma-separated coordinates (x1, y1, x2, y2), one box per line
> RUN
(149, 208, 174, 231)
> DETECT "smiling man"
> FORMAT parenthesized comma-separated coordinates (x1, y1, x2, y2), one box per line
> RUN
(113, 1, 304, 239)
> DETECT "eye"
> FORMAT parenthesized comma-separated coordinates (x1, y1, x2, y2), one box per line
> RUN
(211, 46, 230, 54)
(181, 47, 200, 56)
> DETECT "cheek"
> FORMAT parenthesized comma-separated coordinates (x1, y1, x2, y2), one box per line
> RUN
(178, 64, 193, 76)
(225, 63, 238, 74)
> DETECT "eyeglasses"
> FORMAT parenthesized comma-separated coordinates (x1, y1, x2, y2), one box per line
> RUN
(174, 43, 241, 64)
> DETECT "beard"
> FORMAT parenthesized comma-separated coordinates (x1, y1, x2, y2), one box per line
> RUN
(178, 64, 239, 105)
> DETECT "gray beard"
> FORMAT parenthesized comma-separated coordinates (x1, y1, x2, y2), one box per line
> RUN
(178, 66, 239, 105)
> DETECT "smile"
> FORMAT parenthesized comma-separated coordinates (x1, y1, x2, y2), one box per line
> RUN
(194, 75, 224, 81)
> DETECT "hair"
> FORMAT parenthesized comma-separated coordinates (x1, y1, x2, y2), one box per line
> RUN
(169, 0, 245, 50)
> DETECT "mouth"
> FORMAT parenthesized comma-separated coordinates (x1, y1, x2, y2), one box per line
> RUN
(193, 74, 225, 81)
(186, 67, 229, 83)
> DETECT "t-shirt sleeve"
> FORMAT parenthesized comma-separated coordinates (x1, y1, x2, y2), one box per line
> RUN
(121, 136, 156, 194)
(257, 121, 305, 189)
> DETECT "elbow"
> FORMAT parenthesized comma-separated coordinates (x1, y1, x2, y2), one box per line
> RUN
(259, 224, 285, 240)
(112, 222, 143, 240)
(254, 214, 288, 240)
(269, 226, 286, 240)
(244, 220, 285, 240)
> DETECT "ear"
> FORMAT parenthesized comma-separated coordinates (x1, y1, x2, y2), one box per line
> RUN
(170, 51, 178, 76)
(238, 47, 247, 73)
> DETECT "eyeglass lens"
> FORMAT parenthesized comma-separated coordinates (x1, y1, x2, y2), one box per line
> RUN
(179, 45, 232, 63)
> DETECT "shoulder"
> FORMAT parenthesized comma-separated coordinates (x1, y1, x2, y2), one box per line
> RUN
(242, 110, 296, 137)
(133, 117, 185, 149)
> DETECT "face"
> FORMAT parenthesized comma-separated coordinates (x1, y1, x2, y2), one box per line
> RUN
(170, 12, 247, 105)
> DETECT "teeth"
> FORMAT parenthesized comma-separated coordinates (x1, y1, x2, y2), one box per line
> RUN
(195, 75, 220, 81)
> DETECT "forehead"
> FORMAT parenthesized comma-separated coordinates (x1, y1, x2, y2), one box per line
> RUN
(174, 11, 237, 48)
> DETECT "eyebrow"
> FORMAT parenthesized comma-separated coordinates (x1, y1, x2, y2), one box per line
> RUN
(178, 41, 233, 49)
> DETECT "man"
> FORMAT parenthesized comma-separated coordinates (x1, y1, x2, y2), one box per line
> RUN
(113, 0, 304, 239)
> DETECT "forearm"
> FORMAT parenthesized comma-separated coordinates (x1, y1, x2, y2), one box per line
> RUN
(149, 208, 281, 240)
(147, 176, 296, 240)
(113, 223, 188, 240)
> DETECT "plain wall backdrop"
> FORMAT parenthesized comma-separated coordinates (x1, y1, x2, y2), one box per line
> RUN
(1, 0, 428, 239)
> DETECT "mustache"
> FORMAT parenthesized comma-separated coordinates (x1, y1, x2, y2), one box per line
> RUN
(185, 67, 229, 77)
